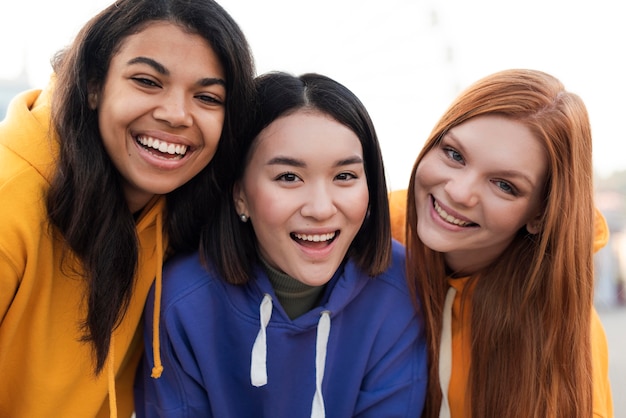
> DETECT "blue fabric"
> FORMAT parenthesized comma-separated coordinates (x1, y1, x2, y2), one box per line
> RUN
(135, 240, 427, 417)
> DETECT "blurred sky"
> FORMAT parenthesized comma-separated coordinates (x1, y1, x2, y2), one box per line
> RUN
(2, 0, 625, 190)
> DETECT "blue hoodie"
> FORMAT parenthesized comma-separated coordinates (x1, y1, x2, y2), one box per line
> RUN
(135, 240, 427, 417)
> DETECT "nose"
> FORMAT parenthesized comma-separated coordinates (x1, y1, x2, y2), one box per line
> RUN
(300, 182, 338, 220)
(153, 90, 193, 128)
(443, 173, 479, 208)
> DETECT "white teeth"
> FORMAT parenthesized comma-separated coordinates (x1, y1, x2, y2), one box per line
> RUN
(433, 200, 472, 226)
(137, 135, 188, 156)
(294, 232, 336, 242)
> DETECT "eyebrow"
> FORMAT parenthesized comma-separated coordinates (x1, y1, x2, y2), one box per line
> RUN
(127, 56, 226, 87)
(267, 155, 364, 168)
(495, 170, 536, 187)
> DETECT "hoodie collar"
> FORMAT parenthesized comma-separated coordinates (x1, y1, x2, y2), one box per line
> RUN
(247, 259, 368, 418)
(252, 258, 366, 325)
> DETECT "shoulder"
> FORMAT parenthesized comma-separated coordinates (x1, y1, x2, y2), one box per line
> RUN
(373, 239, 408, 291)
(159, 252, 221, 308)
(381, 239, 406, 282)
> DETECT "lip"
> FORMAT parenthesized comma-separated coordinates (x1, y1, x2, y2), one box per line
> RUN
(290, 229, 340, 259)
(131, 130, 195, 170)
(429, 195, 478, 229)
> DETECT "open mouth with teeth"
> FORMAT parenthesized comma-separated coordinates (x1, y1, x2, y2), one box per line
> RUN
(136, 135, 188, 160)
(433, 198, 478, 227)
(291, 231, 339, 248)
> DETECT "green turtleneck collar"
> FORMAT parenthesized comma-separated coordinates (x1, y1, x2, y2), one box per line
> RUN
(259, 257, 326, 320)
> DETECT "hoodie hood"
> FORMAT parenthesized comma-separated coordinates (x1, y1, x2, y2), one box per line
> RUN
(0, 82, 58, 184)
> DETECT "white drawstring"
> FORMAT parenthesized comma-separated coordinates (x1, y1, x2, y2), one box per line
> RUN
(251, 294, 273, 387)
(311, 311, 331, 418)
(438, 287, 456, 418)
(250, 294, 331, 418)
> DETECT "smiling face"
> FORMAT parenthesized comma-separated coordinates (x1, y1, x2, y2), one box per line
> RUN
(235, 110, 369, 286)
(93, 21, 226, 213)
(414, 114, 548, 275)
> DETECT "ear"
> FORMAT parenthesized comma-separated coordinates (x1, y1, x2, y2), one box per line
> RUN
(87, 83, 99, 110)
(525, 212, 543, 235)
(233, 181, 249, 218)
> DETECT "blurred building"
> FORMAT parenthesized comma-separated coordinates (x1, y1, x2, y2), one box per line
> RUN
(595, 188, 626, 308)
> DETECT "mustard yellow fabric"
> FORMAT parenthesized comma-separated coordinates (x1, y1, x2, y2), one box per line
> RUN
(0, 83, 166, 417)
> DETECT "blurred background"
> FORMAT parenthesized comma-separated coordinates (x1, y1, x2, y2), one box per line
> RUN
(1, 0, 624, 410)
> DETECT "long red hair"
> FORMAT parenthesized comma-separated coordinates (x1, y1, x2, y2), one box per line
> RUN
(406, 69, 594, 417)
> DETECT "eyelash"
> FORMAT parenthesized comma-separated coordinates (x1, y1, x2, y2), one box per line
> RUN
(131, 77, 223, 105)
(132, 76, 159, 87)
(274, 172, 359, 183)
(335, 172, 358, 181)
(441, 145, 519, 196)
(492, 179, 518, 196)
(276, 172, 300, 182)
(442, 146, 464, 164)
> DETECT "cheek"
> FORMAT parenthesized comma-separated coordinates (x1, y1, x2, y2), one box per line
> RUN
(488, 204, 531, 235)
(193, 145, 219, 171)
(97, 108, 127, 160)
(414, 157, 439, 194)
(351, 187, 370, 222)
(244, 186, 287, 226)
(198, 112, 225, 147)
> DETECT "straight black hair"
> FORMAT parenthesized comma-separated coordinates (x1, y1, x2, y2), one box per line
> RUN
(201, 72, 391, 284)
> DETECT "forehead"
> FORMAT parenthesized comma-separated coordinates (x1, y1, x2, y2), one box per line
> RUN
(251, 110, 362, 157)
(113, 21, 215, 60)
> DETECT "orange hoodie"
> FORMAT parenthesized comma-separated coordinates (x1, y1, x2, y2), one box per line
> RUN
(0, 82, 165, 417)
(389, 189, 613, 417)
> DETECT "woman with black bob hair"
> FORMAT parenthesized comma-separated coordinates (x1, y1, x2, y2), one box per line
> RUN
(209, 71, 392, 280)
(137, 72, 427, 417)
(0, 0, 255, 416)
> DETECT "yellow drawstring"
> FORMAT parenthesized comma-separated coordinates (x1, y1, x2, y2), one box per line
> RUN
(107, 335, 118, 418)
(151, 210, 164, 378)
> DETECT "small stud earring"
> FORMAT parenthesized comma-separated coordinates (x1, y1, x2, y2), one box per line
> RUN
(239, 214, 248, 222)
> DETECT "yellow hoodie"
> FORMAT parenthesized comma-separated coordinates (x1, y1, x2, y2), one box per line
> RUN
(389, 189, 614, 417)
(0, 83, 165, 417)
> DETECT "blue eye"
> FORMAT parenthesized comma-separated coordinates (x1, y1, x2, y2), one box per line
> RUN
(493, 180, 517, 196)
(443, 147, 463, 163)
